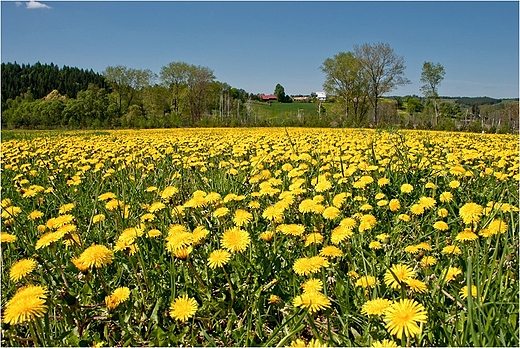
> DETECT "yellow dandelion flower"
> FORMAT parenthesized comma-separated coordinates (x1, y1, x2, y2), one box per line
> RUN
(439, 191, 453, 203)
(212, 207, 229, 218)
(389, 199, 401, 211)
(410, 204, 425, 215)
(248, 201, 261, 209)
(455, 229, 478, 242)
(384, 264, 415, 289)
(369, 241, 382, 249)
(2, 206, 22, 219)
(419, 196, 436, 210)
(10, 258, 37, 281)
(378, 177, 390, 186)
(149, 201, 166, 213)
(169, 294, 198, 322)
(93, 214, 105, 223)
(262, 205, 285, 222)
(301, 278, 323, 293)
(173, 246, 192, 259)
(361, 298, 393, 316)
(260, 231, 275, 242)
(319, 245, 344, 258)
(442, 267, 462, 283)
(105, 287, 131, 310)
(377, 200, 388, 207)
(299, 199, 317, 213)
(140, 213, 155, 222)
(372, 339, 400, 347)
(146, 229, 162, 238)
(322, 206, 341, 220)
(359, 214, 377, 232)
(331, 225, 354, 244)
(433, 221, 449, 231)
(145, 186, 158, 192)
(207, 249, 232, 269)
(268, 294, 282, 304)
(398, 214, 411, 222)
(384, 298, 428, 339)
(304, 233, 324, 247)
(3, 285, 48, 325)
(449, 180, 460, 189)
(289, 338, 307, 347)
(415, 242, 431, 251)
(233, 209, 253, 227)
(459, 285, 478, 300)
(459, 202, 483, 225)
(205, 192, 221, 204)
(59, 203, 75, 214)
(0, 232, 17, 243)
(277, 224, 306, 236)
(485, 219, 507, 236)
(293, 256, 329, 276)
(28, 210, 44, 220)
(425, 182, 436, 189)
(347, 270, 359, 279)
(420, 256, 437, 268)
(340, 217, 358, 229)
(442, 245, 462, 255)
(192, 225, 209, 245)
(35, 231, 62, 249)
(332, 193, 347, 208)
(355, 275, 378, 288)
(437, 208, 449, 217)
(161, 186, 179, 200)
(405, 278, 428, 293)
(221, 227, 250, 253)
(360, 203, 373, 211)
(376, 233, 390, 242)
(74, 244, 114, 269)
(98, 192, 117, 201)
(400, 184, 413, 194)
(404, 245, 419, 254)
(293, 291, 331, 313)
(315, 180, 332, 192)
(375, 192, 386, 200)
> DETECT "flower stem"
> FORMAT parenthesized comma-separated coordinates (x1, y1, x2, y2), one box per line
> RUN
(222, 266, 235, 311)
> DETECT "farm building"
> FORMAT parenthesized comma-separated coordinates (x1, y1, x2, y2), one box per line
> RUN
(260, 94, 277, 101)
(316, 92, 326, 101)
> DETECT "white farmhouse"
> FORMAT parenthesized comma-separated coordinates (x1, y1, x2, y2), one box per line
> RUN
(316, 92, 326, 101)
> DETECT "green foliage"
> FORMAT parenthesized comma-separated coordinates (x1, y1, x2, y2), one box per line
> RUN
(274, 84, 292, 103)
(1, 62, 108, 102)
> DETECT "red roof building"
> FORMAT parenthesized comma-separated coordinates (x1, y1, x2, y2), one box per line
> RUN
(260, 94, 277, 101)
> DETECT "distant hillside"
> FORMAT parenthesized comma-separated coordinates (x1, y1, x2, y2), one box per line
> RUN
(1, 62, 108, 102)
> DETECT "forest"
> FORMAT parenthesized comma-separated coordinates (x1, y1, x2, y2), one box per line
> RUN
(1, 61, 518, 132)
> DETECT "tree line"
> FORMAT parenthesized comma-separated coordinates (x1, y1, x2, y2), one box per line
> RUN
(1, 42, 517, 132)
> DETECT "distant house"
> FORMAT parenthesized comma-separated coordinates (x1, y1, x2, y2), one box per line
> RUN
(316, 92, 326, 101)
(260, 94, 277, 101)
(291, 95, 310, 102)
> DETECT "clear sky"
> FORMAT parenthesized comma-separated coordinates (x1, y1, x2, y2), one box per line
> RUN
(2, 1, 519, 98)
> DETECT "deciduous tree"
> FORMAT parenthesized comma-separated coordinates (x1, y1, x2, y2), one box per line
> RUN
(354, 42, 410, 125)
(320, 51, 369, 125)
(420, 61, 445, 125)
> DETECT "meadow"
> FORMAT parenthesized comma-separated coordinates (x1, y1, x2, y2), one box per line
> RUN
(0, 127, 518, 347)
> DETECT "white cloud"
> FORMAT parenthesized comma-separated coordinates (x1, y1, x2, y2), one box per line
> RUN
(25, 0, 52, 10)
(15, 2, 22, 7)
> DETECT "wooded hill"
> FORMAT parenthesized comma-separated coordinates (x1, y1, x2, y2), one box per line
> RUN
(1, 61, 517, 132)
(2, 62, 108, 101)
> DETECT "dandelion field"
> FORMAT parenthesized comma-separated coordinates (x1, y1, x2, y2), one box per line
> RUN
(1, 127, 518, 347)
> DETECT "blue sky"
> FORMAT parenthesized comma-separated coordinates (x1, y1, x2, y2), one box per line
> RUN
(2, 1, 519, 98)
